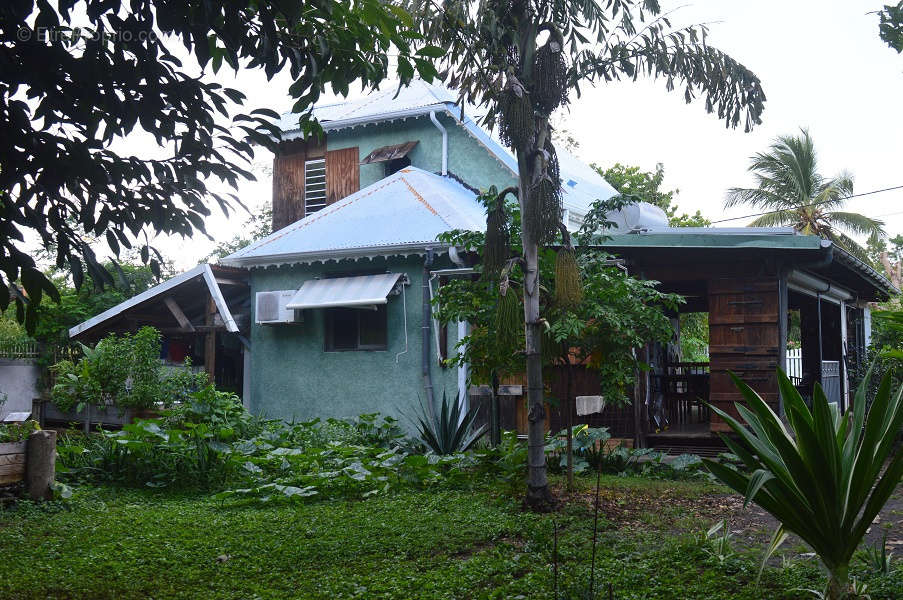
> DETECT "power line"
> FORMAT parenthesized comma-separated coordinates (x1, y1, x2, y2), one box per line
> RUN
(709, 184, 903, 225)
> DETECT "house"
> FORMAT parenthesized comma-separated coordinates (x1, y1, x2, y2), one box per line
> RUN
(69, 81, 619, 425)
(68, 81, 897, 446)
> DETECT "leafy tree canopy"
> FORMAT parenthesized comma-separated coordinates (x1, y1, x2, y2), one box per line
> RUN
(595, 163, 711, 227)
(1, 260, 165, 346)
(1, 0, 436, 333)
(879, 1, 903, 53)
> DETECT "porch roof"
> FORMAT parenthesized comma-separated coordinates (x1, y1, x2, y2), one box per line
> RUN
(67, 264, 246, 341)
(599, 229, 899, 301)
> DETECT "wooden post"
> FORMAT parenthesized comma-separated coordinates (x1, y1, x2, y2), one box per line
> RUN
(205, 295, 216, 384)
(25, 429, 56, 501)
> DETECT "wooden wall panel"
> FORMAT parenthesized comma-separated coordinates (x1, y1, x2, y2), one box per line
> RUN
(325, 147, 360, 206)
(708, 277, 781, 432)
(272, 152, 306, 230)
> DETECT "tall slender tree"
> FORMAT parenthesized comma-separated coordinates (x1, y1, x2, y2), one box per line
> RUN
(725, 129, 885, 261)
(407, 0, 766, 508)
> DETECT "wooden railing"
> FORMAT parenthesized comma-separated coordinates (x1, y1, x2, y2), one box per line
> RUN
(660, 362, 710, 428)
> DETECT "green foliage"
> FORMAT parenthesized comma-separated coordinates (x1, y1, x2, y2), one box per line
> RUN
(544, 426, 704, 479)
(879, 2, 903, 53)
(858, 533, 894, 576)
(595, 163, 710, 227)
(703, 519, 737, 565)
(547, 252, 681, 405)
(725, 129, 885, 261)
(680, 312, 710, 362)
(2, 0, 439, 334)
(51, 327, 208, 412)
(852, 304, 903, 404)
(0, 420, 40, 443)
(413, 392, 487, 455)
(4, 476, 898, 598)
(704, 369, 903, 598)
(437, 193, 680, 406)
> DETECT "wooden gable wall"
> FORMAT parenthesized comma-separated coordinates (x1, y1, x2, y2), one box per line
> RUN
(271, 137, 359, 231)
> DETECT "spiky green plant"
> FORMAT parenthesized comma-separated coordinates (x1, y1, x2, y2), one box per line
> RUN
(414, 392, 487, 455)
(704, 369, 903, 599)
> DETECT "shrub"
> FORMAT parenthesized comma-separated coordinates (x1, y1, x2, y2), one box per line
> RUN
(412, 392, 487, 455)
(704, 369, 903, 599)
(0, 420, 40, 443)
(50, 326, 208, 412)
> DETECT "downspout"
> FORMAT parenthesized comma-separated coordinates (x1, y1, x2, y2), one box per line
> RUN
(423, 248, 436, 420)
(429, 111, 448, 176)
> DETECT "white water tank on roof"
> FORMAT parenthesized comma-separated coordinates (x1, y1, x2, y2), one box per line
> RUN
(605, 202, 668, 232)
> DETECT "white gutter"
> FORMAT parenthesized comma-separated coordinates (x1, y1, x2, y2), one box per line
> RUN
(787, 270, 853, 304)
(429, 110, 448, 175)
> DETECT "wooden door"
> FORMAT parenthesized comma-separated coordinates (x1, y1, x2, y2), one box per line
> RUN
(708, 278, 781, 432)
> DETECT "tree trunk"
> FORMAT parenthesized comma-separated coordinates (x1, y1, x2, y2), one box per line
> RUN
(826, 564, 849, 600)
(518, 144, 554, 511)
(490, 371, 501, 446)
(565, 350, 574, 490)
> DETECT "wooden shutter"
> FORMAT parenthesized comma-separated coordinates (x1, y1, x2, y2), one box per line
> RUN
(272, 152, 306, 231)
(708, 277, 781, 432)
(325, 147, 360, 205)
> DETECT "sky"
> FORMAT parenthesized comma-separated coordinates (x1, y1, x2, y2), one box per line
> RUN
(149, 0, 903, 269)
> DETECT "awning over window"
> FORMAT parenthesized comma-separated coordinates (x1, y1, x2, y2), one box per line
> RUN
(285, 273, 404, 310)
(360, 141, 418, 165)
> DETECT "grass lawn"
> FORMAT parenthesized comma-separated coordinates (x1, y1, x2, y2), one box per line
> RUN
(0, 476, 901, 599)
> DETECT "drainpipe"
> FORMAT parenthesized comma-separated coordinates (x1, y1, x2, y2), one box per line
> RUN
(422, 248, 436, 420)
(429, 111, 448, 176)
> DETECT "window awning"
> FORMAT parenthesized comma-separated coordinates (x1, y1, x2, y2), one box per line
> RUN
(360, 141, 418, 165)
(285, 273, 404, 310)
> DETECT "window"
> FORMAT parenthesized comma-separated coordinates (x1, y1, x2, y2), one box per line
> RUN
(304, 157, 327, 214)
(325, 305, 388, 351)
(385, 155, 411, 177)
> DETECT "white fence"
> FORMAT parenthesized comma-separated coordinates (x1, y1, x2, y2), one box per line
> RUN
(785, 348, 803, 383)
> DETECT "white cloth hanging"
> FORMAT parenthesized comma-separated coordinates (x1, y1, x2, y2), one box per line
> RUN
(575, 395, 605, 416)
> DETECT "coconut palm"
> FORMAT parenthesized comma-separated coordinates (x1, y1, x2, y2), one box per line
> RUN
(726, 130, 885, 261)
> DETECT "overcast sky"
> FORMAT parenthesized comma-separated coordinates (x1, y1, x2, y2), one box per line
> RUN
(162, 0, 903, 269)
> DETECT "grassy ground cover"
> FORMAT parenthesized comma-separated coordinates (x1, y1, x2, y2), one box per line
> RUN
(1, 475, 901, 599)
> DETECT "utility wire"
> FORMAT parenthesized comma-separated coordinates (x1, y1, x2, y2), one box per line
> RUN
(709, 184, 903, 224)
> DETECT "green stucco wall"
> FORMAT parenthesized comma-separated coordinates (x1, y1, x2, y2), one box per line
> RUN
(327, 113, 517, 192)
(248, 256, 461, 426)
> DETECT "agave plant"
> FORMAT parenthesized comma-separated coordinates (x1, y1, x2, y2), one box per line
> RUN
(704, 369, 903, 599)
(415, 392, 487, 455)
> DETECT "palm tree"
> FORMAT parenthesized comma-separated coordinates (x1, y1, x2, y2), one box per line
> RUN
(726, 130, 885, 260)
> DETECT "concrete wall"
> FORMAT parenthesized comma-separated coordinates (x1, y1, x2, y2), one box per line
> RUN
(248, 255, 461, 427)
(327, 112, 517, 192)
(0, 359, 40, 419)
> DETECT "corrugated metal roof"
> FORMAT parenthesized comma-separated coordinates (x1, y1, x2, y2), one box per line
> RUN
(601, 231, 826, 250)
(277, 83, 457, 133)
(68, 264, 240, 339)
(220, 167, 485, 267)
(275, 80, 618, 216)
(286, 273, 403, 309)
